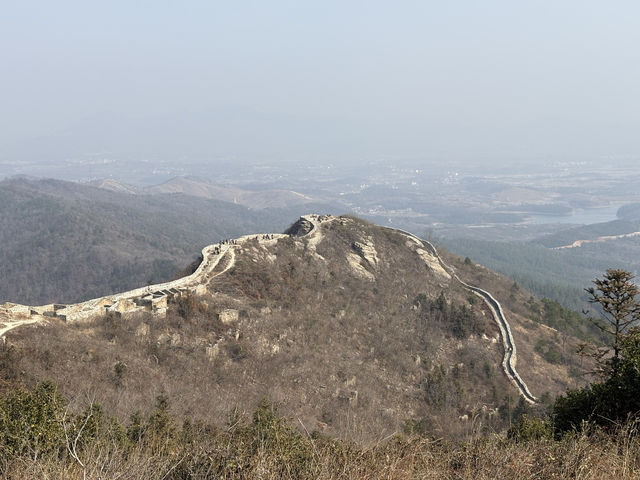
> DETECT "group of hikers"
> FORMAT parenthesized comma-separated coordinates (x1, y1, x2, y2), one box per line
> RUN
(212, 238, 236, 255)
(211, 233, 276, 256)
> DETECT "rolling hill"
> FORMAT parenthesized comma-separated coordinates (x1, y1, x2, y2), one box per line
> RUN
(0, 215, 587, 440)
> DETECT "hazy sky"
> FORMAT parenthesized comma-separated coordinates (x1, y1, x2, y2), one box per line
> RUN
(2, 1, 640, 163)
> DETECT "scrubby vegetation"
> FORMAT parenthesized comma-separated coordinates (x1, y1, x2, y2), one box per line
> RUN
(552, 270, 640, 434)
(3, 216, 578, 444)
(1, 383, 640, 479)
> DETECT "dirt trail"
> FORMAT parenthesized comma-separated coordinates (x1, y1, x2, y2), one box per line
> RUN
(0, 318, 41, 338)
(301, 214, 328, 260)
(214, 248, 236, 277)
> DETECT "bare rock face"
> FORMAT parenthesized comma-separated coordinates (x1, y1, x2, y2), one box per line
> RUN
(206, 343, 220, 360)
(218, 309, 239, 324)
(351, 240, 379, 267)
(345, 237, 380, 281)
(284, 217, 315, 237)
(415, 248, 451, 281)
(135, 323, 150, 337)
(346, 252, 375, 280)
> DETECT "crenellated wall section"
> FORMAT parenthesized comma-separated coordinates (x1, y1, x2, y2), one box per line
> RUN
(0, 231, 287, 325)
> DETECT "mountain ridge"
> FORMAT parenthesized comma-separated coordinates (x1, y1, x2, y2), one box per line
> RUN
(92, 175, 316, 210)
(1, 214, 584, 439)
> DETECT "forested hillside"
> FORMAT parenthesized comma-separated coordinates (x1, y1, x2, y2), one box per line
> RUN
(440, 233, 640, 312)
(0, 215, 588, 444)
(0, 177, 330, 305)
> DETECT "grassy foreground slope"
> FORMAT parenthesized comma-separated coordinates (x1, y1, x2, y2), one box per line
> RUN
(0, 381, 638, 479)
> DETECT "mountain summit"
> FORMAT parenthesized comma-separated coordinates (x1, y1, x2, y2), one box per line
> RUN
(0, 215, 582, 439)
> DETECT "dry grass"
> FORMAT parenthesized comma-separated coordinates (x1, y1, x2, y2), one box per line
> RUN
(2, 425, 640, 479)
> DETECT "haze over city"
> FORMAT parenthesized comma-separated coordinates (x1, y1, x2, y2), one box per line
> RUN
(2, 1, 640, 170)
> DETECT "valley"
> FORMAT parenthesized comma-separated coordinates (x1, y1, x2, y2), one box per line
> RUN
(0, 177, 324, 305)
(4, 159, 640, 313)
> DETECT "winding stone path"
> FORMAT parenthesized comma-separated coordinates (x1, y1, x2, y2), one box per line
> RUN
(0, 231, 286, 326)
(421, 244, 536, 402)
(0, 318, 41, 339)
(377, 225, 537, 403)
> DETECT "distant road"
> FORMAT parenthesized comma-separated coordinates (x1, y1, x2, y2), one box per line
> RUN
(552, 231, 640, 250)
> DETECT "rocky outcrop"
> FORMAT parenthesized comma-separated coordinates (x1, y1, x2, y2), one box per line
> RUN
(284, 217, 315, 237)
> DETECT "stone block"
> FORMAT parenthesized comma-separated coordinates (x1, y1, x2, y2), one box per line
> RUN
(218, 309, 239, 324)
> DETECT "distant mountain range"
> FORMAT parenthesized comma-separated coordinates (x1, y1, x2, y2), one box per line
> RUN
(91, 176, 316, 210)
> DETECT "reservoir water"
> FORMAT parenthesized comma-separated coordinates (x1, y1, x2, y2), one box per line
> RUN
(529, 204, 624, 225)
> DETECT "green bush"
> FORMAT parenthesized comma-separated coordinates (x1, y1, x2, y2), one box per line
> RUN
(553, 329, 640, 434)
(508, 414, 552, 441)
(534, 339, 564, 364)
(0, 381, 65, 460)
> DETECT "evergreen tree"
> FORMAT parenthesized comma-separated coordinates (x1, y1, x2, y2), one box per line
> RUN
(585, 269, 640, 376)
(553, 270, 640, 433)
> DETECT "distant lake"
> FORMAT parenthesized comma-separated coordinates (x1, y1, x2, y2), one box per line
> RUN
(528, 204, 623, 225)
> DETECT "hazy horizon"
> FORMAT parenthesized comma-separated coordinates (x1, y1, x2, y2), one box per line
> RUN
(3, 1, 640, 166)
